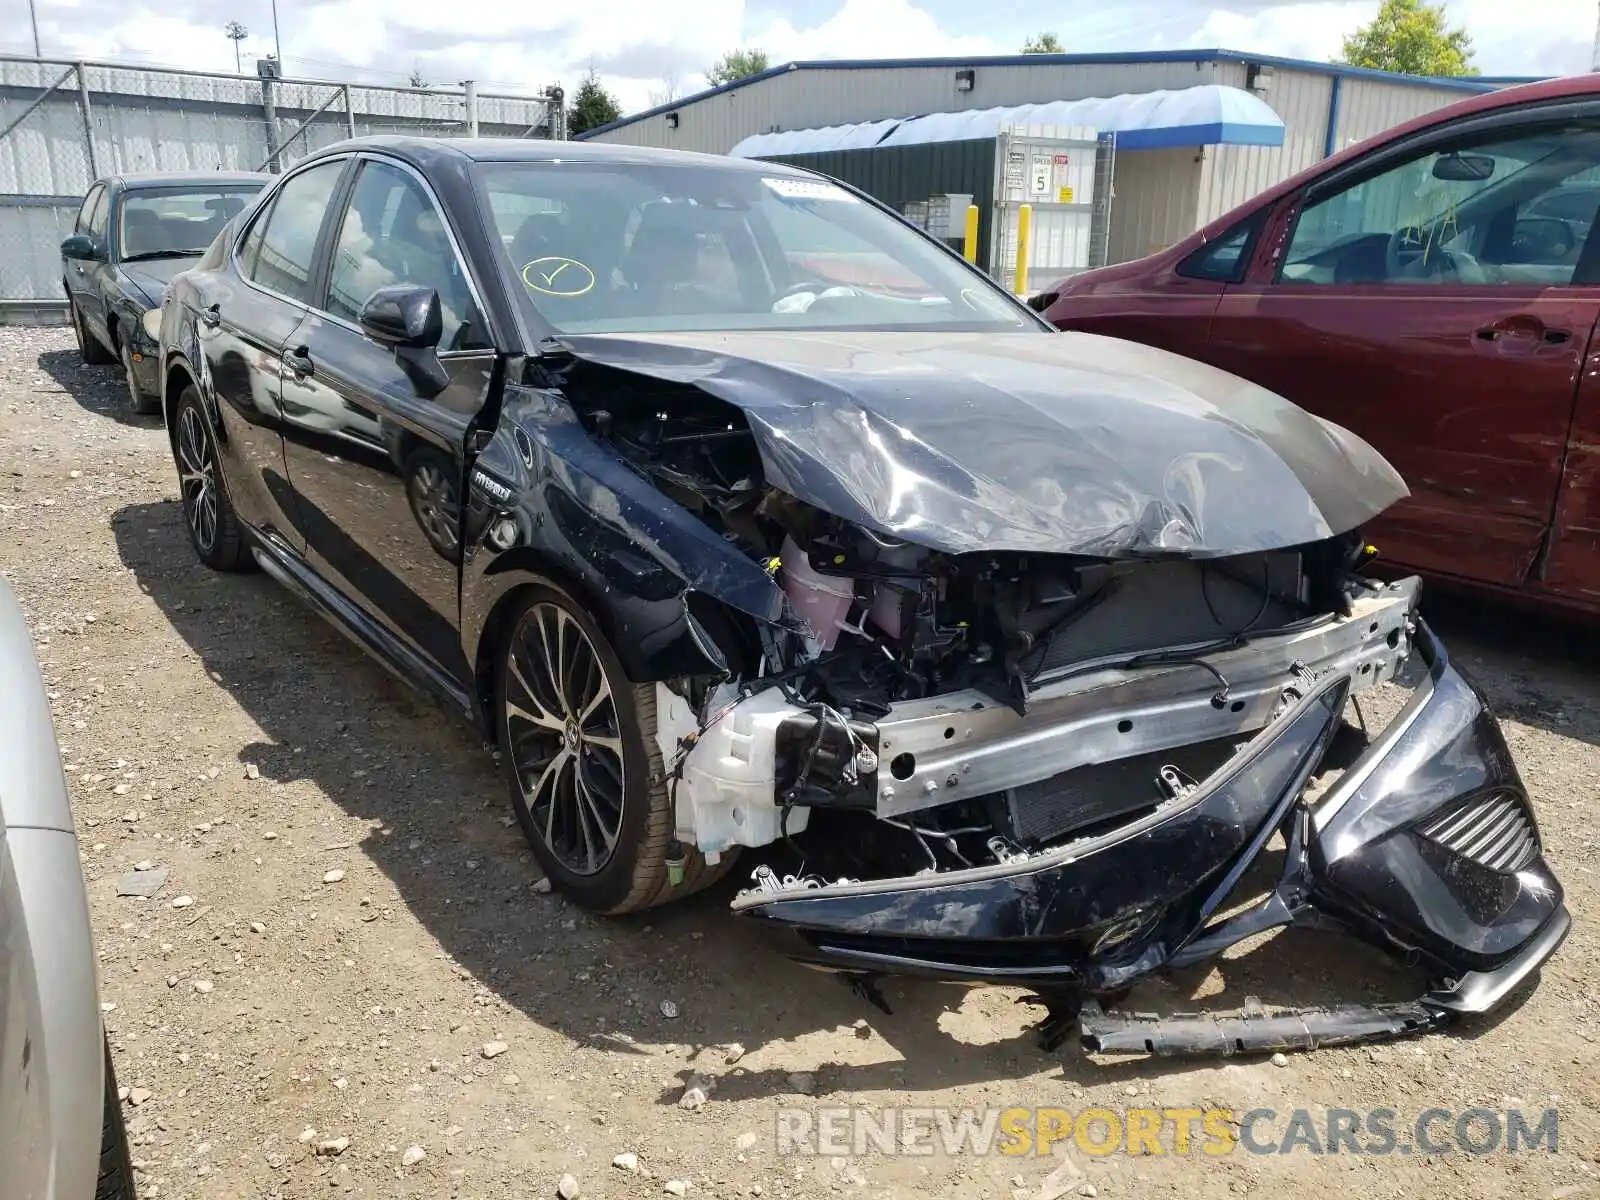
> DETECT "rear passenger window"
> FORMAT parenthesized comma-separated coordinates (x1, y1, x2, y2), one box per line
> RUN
(245, 160, 345, 302)
(1178, 215, 1261, 283)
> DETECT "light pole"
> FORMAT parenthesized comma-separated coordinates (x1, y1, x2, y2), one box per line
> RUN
(28, 0, 40, 56)
(271, 0, 282, 72)
(225, 20, 249, 73)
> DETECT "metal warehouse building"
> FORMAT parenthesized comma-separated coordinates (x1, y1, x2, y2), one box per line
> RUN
(581, 49, 1535, 272)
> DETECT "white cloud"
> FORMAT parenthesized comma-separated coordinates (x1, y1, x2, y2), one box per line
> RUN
(752, 0, 999, 61)
(1187, 3, 1372, 63)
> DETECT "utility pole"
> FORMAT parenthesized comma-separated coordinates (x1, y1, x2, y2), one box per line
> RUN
(271, 0, 283, 73)
(225, 21, 249, 74)
(28, 0, 40, 56)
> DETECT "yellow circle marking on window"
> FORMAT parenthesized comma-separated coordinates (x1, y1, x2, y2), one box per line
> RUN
(521, 256, 596, 297)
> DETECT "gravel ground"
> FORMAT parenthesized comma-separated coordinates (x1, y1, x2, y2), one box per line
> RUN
(2, 324, 1597, 1200)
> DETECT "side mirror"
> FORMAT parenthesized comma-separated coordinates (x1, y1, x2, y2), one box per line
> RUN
(61, 233, 101, 261)
(1432, 153, 1495, 182)
(358, 284, 443, 349)
(358, 284, 448, 397)
(1508, 216, 1575, 264)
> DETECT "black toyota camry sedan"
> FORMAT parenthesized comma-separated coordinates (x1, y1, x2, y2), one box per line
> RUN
(151, 136, 1566, 1056)
(62, 170, 265, 414)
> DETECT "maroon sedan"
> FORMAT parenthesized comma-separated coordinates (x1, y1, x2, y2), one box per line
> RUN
(1038, 74, 1600, 612)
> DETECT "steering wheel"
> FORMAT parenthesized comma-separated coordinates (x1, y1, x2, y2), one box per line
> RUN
(1383, 226, 1427, 280)
(1383, 227, 1488, 283)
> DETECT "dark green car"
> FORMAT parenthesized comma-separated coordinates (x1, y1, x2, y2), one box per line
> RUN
(61, 171, 266, 415)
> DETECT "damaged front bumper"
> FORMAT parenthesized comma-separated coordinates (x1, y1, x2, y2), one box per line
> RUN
(732, 618, 1568, 1051)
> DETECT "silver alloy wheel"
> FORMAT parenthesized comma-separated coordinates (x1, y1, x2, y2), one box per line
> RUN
(504, 602, 626, 876)
(407, 460, 459, 553)
(177, 406, 218, 553)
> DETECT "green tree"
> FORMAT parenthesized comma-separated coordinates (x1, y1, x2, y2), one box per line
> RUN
(567, 71, 622, 135)
(1021, 32, 1063, 54)
(706, 48, 770, 87)
(1340, 0, 1476, 76)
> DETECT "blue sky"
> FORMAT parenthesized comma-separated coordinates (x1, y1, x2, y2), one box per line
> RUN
(4, 0, 1591, 110)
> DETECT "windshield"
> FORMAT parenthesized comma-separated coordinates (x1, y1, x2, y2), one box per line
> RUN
(474, 161, 1032, 335)
(119, 184, 263, 260)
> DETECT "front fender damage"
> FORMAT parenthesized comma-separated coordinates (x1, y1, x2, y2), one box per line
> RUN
(466, 344, 1566, 1059)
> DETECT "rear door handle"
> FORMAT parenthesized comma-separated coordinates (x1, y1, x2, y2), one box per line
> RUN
(198, 303, 221, 329)
(286, 345, 314, 380)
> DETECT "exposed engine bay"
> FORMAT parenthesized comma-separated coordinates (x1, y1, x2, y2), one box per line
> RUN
(574, 372, 1413, 877)
(466, 326, 1565, 1058)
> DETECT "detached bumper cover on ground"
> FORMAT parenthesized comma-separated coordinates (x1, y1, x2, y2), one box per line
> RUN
(734, 621, 1568, 1051)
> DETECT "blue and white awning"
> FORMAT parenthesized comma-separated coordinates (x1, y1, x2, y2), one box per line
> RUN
(729, 84, 1286, 157)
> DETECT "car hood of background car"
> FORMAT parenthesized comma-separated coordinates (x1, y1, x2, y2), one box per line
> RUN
(556, 328, 1409, 559)
(120, 257, 192, 305)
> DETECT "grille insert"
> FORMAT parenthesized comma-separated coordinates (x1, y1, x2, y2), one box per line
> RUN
(1418, 790, 1539, 873)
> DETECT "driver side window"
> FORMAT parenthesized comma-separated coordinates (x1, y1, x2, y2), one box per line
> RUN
(1282, 120, 1600, 287)
(325, 160, 488, 351)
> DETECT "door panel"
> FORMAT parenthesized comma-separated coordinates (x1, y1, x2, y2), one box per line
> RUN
(199, 279, 309, 546)
(1207, 286, 1596, 585)
(279, 315, 490, 683)
(64, 184, 104, 314)
(1538, 317, 1600, 602)
(279, 156, 496, 686)
(201, 157, 349, 547)
(1204, 118, 1600, 588)
(81, 186, 113, 341)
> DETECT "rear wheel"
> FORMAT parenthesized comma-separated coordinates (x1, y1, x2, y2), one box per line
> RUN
(173, 387, 250, 571)
(120, 336, 160, 416)
(97, 1037, 134, 1200)
(495, 586, 736, 913)
(71, 298, 114, 365)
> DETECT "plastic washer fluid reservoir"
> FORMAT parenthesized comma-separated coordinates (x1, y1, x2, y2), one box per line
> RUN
(780, 535, 856, 652)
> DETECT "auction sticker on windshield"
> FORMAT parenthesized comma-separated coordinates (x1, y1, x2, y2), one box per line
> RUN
(522, 256, 596, 297)
(763, 177, 858, 202)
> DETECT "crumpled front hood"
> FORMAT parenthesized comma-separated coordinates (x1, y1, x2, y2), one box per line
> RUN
(558, 329, 1409, 558)
(120, 258, 190, 306)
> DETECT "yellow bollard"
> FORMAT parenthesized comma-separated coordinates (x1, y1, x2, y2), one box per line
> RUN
(1013, 204, 1032, 296)
(962, 203, 980, 264)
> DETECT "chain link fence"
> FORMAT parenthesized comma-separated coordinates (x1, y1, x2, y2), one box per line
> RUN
(0, 54, 561, 317)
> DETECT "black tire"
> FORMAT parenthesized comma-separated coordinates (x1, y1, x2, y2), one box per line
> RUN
(120, 335, 160, 416)
(72, 299, 115, 365)
(496, 585, 737, 914)
(172, 387, 250, 571)
(97, 1037, 135, 1200)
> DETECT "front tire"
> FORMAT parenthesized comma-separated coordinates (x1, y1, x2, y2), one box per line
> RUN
(121, 336, 160, 416)
(495, 586, 735, 913)
(97, 1037, 134, 1200)
(172, 387, 250, 571)
(72, 298, 114, 365)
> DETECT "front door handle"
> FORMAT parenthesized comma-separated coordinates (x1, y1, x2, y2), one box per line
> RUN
(198, 303, 221, 329)
(286, 345, 314, 380)
(1474, 316, 1570, 346)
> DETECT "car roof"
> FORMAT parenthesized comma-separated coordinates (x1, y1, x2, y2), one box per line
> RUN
(109, 171, 268, 189)
(299, 134, 806, 175)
